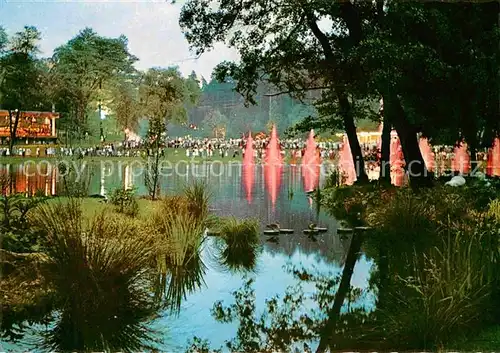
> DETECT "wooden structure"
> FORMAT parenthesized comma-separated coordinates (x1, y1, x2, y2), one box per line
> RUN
(0, 110, 59, 144)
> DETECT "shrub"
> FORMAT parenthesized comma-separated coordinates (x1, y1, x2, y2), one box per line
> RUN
(377, 226, 493, 349)
(151, 206, 206, 313)
(216, 217, 260, 272)
(109, 187, 139, 217)
(1, 193, 48, 252)
(31, 199, 158, 352)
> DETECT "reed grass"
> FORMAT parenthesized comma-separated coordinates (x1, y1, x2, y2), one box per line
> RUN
(215, 217, 260, 272)
(30, 199, 158, 352)
(149, 186, 210, 313)
(367, 192, 500, 349)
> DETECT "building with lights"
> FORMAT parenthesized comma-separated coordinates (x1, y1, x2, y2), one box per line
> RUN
(0, 110, 59, 144)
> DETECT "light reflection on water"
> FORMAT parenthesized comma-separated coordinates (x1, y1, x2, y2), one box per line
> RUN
(1, 162, 375, 351)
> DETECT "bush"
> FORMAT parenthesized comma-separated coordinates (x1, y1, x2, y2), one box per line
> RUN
(109, 187, 139, 217)
(376, 223, 495, 349)
(1, 193, 48, 252)
(30, 199, 158, 351)
(216, 217, 260, 272)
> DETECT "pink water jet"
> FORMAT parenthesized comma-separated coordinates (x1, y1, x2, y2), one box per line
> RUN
(264, 125, 283, 207)
(301, 129, 321, 192)
(390, 134, 405, 186)
(452, 141, 470, 174)
(419, 137, 435, 172)
(243, 131, 255, 165)
(488, 138, 500, 177)
(338, 135, 356, 185)
(242, 131, 255, 204)
(264, 125, 283, 166)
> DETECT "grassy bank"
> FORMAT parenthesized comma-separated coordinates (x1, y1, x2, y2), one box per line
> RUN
(0, 183, 262, 351)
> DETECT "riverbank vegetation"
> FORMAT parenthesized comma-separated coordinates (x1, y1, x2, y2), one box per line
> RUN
(183, 179, 500, 352)
(0, 181, 263, 351)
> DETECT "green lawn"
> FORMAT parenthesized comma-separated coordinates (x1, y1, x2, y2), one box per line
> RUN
(46, 197, 158, 221)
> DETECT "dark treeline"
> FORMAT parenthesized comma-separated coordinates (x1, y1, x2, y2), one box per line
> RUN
(180, 0, 500, 188)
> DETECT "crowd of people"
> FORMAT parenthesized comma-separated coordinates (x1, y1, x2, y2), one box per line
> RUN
(0, 135, 492, 163)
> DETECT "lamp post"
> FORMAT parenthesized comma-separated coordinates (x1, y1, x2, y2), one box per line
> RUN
(99, 81, 105, 143)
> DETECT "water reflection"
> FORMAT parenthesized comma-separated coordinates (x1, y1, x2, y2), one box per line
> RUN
(0, 163, 57, 196)
(1, 161, 373, 352)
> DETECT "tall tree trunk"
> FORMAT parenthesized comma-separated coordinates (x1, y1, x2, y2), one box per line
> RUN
(384, 95, 432, 189)
(316, 230, 364, 353)
(305, 12, 369, 183)
(379, 114, 391, 183)
(469, 142, 478, 174)
(8, 110, 20, 156)
(338, 92, 369, 183)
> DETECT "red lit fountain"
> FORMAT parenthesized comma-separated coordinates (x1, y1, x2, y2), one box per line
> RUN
(338, 135, 357, 185)
(390, 133, 405, 186)
(301, 129, 321, 193)
(419, 137, 435, 173)
(242, 131, 255, 204)
(488, 138, 500, 177)
(264, 125, 283, 208)
(452, 141, 470, 174)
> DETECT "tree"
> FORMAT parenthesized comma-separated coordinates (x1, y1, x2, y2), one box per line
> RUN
(51, 28, 137, 140)
(107, 74, 141, 141)
(180, 0, 370, 183)
(139, 67, 198, 199)
(355, 2, 500, 184)
(0, 26, 48, 154)
(202, 108, 227, 138)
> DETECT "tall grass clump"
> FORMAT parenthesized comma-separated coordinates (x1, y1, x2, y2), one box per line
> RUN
(376, 225, 494, 349)
(150, 192, 208, 313)
(31, 199, 159, 352)
(183, 180, 211, 221)
(215, 217, 260, 272)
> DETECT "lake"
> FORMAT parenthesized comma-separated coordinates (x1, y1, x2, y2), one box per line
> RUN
(0, 160, 375, 352)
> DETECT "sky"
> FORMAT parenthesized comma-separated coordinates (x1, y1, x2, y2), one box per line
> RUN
(0, 0, 239, 80)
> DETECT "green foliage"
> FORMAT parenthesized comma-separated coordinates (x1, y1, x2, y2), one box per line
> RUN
(106, 74, 141, 134)
(0, 174, 49, 252)
(215, 217, 260, 272)
(183, 180, 210, 221)
(143, 154, 162, 200)
(375, 216, 498, 349)
(30, 199, 159, 352)
(487, 199, 500, 222)
(51, 28, 137, 138)
(150, 196, 207, 313)
(0, 192, 48, 253)
(139, 67, 195, 131)
(109, 187, 139, 217)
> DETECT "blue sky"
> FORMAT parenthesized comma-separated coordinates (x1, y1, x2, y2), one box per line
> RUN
(0, 0, 239, 79)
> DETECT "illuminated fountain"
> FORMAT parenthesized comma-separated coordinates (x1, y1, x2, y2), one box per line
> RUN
(451, 141, 470, 174)
(264, 125, 283, 208)
(390, 134, 405, 186)
(488, 138, 500, 177)
(338, 135, 356, 185)
(242, 131, 255, 204)
(301, 129, 321, 192)
(419, 137, 435, 172)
